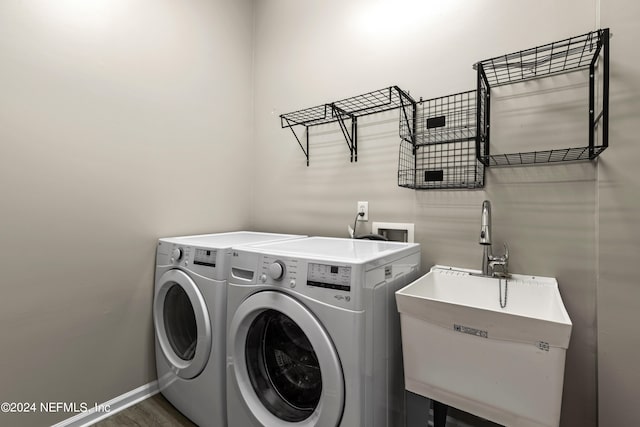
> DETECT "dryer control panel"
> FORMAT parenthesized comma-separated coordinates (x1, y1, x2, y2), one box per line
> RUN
(194, 248, 217, 267)
(156, 240, 229, 280)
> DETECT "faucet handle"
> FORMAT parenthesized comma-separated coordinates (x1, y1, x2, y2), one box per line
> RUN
(493, 243, 510, 278)
(487, 243, 510, 278)
(490, 243, 508, 261)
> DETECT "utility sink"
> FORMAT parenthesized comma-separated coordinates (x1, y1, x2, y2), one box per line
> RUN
(396, 265, 572, 427)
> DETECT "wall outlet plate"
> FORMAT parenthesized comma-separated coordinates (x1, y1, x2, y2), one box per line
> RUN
(357, 201, 368, 221)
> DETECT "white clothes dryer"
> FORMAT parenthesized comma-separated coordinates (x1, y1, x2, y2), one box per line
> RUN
(226, 237, 421, 427)
(154, 231, 304, 427)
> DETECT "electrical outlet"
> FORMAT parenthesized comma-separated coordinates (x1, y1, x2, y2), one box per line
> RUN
(357, 201, 368, 221)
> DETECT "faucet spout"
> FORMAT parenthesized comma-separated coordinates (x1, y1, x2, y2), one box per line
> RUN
(479, 200, 492, 245)
(480, 200, 492, 276)
(479, 200, 509, 277)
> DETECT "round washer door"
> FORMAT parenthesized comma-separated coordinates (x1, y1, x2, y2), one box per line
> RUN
(154, 269, 211, 379)
(229, 291, 344, 427)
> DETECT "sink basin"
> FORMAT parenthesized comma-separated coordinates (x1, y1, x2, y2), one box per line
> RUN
(396, 265, 572, 427)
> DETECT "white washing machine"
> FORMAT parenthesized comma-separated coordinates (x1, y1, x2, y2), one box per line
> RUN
(154, 231, 304, 427)
(226, 237, 421, 427)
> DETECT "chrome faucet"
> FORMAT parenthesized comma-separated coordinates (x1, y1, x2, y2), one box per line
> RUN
(479, 200, 509, 277)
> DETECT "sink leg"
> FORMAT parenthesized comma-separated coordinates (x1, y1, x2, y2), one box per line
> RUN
(432, 400, 449, 427)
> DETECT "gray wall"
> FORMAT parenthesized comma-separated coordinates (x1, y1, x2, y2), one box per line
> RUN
(599, 1, 640, 425)
(251, 0, 636, 426)
(0, 1, 253, 426)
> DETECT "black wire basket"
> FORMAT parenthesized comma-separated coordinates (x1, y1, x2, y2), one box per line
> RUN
(398, 90, 486, 189)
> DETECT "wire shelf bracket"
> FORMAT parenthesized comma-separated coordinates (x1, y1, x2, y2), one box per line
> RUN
(281, 116, 310, 166)
(331, 105, 357, 162)
(280, 86, 416, 165)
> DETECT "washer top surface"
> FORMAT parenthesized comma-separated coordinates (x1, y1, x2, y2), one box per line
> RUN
(159, 231, 303, 249)
(237, 236, 419, 263)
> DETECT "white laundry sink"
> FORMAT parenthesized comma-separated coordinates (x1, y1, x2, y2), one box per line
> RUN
(396, 265, 572, 427)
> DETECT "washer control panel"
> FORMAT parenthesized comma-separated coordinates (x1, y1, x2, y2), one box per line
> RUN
(307, 263, 351, 292)
(258, 256, 352, 294)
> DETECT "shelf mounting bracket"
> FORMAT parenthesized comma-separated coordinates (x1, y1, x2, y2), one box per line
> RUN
(398, 94, 416, 150)
(331, 104, 357, 162)
(282, 117, 309, 166)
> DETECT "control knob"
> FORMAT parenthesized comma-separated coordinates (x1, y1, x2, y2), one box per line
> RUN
(171, 248, 183, 262)
(268, 261, 285, 281)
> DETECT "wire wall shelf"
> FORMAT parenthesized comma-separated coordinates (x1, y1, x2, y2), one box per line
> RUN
(489, 146, 608, 166)
(278, 28, 612, 189)
(475, 28, 610, 167)
(398, 90, 486, 190)
(280, 86, 415, 165)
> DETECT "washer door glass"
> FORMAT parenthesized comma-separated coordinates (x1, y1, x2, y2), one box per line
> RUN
(154, 269, 212, 379)
(163, 284, 197, 361)
(229, 291, 344, 426)
(245, 309, 322, 422)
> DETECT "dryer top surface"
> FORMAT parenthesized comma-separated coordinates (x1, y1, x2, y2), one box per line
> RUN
(159, 231, 304, 249)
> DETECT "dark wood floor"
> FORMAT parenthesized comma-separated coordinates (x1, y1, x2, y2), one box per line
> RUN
(93, 392, 500, 427)
(92, 393, 196, 427)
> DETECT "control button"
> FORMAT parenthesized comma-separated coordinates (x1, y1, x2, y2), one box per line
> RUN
(268, 261, 285, 281)
(171, 248, 182, 262)
(260, 274, 267, 283)
(289, 280, 296, 288)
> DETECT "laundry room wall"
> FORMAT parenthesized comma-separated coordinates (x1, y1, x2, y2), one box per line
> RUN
(0, 1, 254, 426)
(598, 0, 640, 425)
(250, 0, 639, 426)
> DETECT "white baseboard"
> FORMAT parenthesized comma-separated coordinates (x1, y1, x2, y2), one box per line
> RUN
(51, 381, 159, 427)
